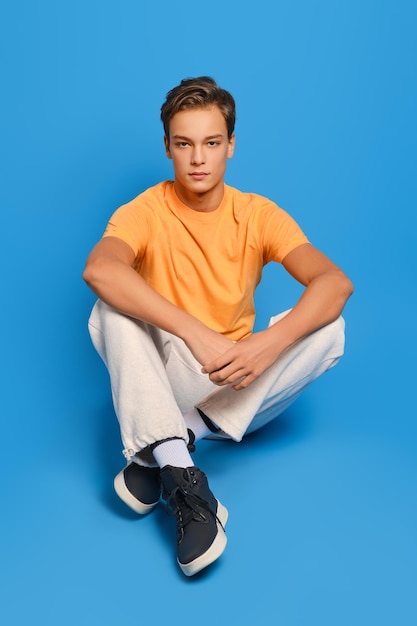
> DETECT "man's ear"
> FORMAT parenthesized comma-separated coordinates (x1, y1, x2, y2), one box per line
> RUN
(164, 135, 172, 159)
(227, 133, 236, 159)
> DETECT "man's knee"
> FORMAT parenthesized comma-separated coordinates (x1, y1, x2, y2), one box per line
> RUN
(319, 315, 345, 356)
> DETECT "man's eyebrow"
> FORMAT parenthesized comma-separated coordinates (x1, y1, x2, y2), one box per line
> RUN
(172, 133, 225, 141)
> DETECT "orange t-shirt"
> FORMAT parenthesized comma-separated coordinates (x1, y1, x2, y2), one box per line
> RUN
(103, 181, 309, 340)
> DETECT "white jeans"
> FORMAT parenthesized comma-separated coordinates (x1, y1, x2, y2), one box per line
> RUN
(88, 300, 345, 465)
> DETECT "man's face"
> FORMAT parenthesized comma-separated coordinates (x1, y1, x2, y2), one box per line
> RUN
(164, 106, 235, 206)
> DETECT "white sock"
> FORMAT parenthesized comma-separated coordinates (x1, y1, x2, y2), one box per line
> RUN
(183, 408, 212, 441)
(152, 438, 194, 469)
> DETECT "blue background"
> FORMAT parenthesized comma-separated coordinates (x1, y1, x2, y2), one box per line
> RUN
(1, 0, 416, 624)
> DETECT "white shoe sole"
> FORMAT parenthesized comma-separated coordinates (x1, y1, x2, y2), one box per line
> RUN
(179, 501, 228, 577)
(114, 469, 159, 515)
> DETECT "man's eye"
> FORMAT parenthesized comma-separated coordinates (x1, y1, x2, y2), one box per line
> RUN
(208, 141, 219, 147)
(176, 142, 189, 148)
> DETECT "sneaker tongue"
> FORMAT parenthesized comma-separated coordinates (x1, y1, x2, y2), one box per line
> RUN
(161, 465, 197, 494)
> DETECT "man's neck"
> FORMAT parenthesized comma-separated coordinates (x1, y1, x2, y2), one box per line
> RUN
(173, 181, 225, 213)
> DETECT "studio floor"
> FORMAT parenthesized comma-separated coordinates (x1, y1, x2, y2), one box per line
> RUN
(1, 1, 416, 624)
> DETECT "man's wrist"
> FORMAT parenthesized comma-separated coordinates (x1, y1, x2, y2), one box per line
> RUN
(266, 321, 297, 353)
(177, 316, 205, 344)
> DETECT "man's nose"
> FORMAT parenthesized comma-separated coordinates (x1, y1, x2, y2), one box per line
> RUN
(191, 146, 205, 165)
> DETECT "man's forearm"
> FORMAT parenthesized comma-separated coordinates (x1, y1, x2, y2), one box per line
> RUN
(83, 256, 202, 340)
(268, 269, 353, 349)
(83, 255, 234, 364)
(201, 268, 352, 390)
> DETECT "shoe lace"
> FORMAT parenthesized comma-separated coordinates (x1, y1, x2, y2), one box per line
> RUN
(164, 470, 222, 542)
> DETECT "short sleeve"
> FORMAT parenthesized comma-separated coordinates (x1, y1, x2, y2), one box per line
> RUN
(102, 198, 154, 258)
(259, 202, 309, 263)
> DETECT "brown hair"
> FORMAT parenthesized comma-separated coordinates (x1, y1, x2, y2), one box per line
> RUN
(161, 76, 236, 140)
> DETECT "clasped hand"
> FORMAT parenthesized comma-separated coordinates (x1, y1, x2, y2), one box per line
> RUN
(201, 329, 282, 391)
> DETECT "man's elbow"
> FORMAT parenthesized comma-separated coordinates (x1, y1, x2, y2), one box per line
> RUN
(82, 266, 94, 291)
(338, 270, 354, 302)
(82, 257, 104, 291)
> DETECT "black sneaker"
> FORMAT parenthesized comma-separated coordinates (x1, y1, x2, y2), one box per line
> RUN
(114, 463, 161, 514)
(160, 465, 228, 576)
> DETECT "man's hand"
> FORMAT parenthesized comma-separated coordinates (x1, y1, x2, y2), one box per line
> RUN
(201, 328, 285, 390)
(184, 327, 235, 367)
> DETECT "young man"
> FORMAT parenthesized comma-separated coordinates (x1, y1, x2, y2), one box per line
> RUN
(83, 76, 353, 577)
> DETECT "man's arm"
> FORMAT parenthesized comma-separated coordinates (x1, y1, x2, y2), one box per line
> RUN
(202, 243, 354, 390)
(82, 237, 233, 363)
